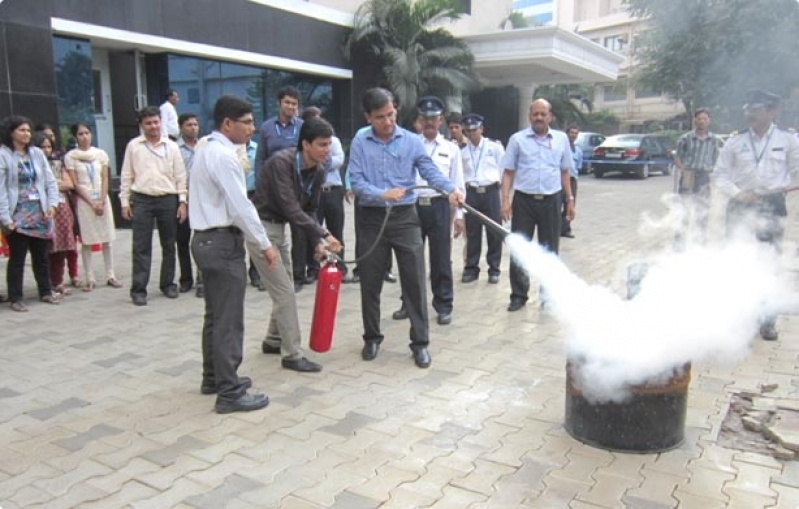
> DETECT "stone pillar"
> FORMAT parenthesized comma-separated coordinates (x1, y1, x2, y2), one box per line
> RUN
(517, 83, 536, 130)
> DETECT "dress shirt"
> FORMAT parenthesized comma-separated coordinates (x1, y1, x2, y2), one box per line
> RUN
(252, 148, 328, 243)
(714, 124, 799, 198)
(570, 145, 583, 179)
(322, 135, 345, 187)
(417, 134, 465, 219)
(501, 127, 573, 194)
(177, 138, 196, 185)
(253, 115, 303, 178)
(119, 136, 187, 207)
(159, 101, 179, 138)
(349, 126, 457, 207)
(677, 130, 719, 172)
(245, 140, 258, 192)
(462, 136, 505, 186)
(188, 131, 270, 250)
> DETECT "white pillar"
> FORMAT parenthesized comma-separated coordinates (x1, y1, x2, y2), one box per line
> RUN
(518, 83, 536, 130)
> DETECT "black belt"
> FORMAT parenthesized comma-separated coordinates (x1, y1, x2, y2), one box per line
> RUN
(517, 190, 558, 200)
(417, 195, 447, 206)
(322, 186, 343, 193)
(198, 226, 241, 234)
(262, 216, 286, 224)
(467, 183, 499, 193)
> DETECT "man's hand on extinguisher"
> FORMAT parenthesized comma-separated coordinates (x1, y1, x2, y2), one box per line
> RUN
(262, 247, 278, 270)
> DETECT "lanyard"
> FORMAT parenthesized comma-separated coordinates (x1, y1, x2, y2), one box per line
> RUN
(748, 129, 773, 167)
(469, 141, 485, 178)
(144, 141, 168, 159)
(83, 161, 97, 190)
(276, 121, 297, 139)
(295, 152, 315, 197)
(18, 159, 35, 184)
(426, 140, 439, 159)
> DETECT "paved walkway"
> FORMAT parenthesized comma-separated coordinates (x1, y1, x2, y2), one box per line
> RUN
(0, 175, 797, 508)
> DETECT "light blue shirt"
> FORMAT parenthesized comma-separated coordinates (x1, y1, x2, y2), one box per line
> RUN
(245, 139, 258, 191)
(323, 135, 344, 187)
(570, 144, 582, 179)
(349, 126, 456, 207)
(501, 127, 573, 194)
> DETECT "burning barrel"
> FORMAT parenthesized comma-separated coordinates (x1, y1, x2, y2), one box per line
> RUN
(564, 362, 691, 453)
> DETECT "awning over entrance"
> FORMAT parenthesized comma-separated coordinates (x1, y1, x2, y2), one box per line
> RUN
(465, 26, 624, 87)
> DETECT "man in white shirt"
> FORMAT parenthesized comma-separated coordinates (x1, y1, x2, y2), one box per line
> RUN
(714, 90, 799, 341)
(159, 90, 180, 141)
(460, 113, 505, 284)
(190, 94, 278, 413)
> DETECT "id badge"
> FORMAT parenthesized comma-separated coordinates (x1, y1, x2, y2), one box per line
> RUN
(58, 195, 66, 205)
(28, 191, 40, 201)
(90, 191, 101, 200)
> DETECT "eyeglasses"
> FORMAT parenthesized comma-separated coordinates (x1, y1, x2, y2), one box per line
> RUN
(232, 118, 255, 126)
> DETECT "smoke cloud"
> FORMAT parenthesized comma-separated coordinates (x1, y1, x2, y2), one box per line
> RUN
(506, 233, 795, 403)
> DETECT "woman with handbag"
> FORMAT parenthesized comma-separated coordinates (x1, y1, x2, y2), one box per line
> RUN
(0, 115, 61, 311)
(64, 123, 122, 291)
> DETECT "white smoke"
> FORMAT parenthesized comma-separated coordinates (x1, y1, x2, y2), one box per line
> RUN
(506, 233, 795, 403)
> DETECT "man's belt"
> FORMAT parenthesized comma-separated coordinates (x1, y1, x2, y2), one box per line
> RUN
(322, 185, 342, 193)
(517, 190, 557, 200)
(198, 226, 241, 234)
(261, 216, 286, 224)
(417, 196, 447, 206)
(467, 182, 499, 194)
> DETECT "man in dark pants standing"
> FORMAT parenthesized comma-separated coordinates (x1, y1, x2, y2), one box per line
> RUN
(561, 124, 582, 239)
(349, 88, 464, 368)
(120, 106, 187, 306)
(714, 90, 799, 341)
(190, 95, 277, 414)
(460, 113, 505, 284)
(392, 96, 464, 325)
(501, 98, 575, 312)
(176, 113, 200, 295)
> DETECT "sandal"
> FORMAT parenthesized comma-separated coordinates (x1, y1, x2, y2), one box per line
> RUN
(40, 293, 61, 305)
(83, 281, 96, 293)
(10, 301, 28, 312)
(53, 285, 72, 296)
(107, 277, 123, 289)
(71, 278, 83, 288)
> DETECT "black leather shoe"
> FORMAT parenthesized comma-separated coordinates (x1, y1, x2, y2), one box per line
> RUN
(294, 282, 303, 293)
(350, 271, 360, 284)
(201, 376, 252, 395)
(179, 282, 192, 293)
(215, 393, 269, 414)
(262, 342, 281, 354)
(488, 274, 500, 284)
(195, 286, 204, 298)
(392, 306, 408, 320)
(304, 274, 318, 285)
(461, 273, 478, 283)
(561, 231, 575, 238)
(250, 279, 261, 288)
(760, 324, 779, 341)
(257, 281, 266, 292)
(507, 299, 526, 312)
(362, 341, 380, 361)
(384, 271, 397, 283)
(132, 294, 148, 306)
(163, 286, 179, 299)
(282, 357, 323, 373)
(412, 347, 431, 368)
(437, 313, 452, 325)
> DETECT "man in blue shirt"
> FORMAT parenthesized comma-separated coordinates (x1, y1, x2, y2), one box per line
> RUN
(500, 98, 575, 312)
(561, 124, 582, 239)
(349, 88, 465, 368)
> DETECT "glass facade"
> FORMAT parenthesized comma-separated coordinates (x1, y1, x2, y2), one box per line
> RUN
(52, 36, 96, 148)
(167, 55, 334, 138)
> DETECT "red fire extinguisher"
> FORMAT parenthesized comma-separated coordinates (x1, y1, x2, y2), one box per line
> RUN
(309, 255, 342, 352)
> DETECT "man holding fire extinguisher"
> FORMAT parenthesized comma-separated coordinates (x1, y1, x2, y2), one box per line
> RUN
(249, 117, 343, 373)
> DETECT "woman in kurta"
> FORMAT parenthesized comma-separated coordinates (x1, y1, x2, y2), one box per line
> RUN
(0, 115, 61, 311)
(64, 123, 122, 291)
(33, 132, 78, 296)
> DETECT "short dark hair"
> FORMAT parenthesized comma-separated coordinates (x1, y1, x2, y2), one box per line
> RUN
(1, 115, 33, 148)
(566, 124, 580, 134)
(277, 85, 300, 102)
(137, 106, 161, 124)
(297, 117, 334, 150)
(35, 122, 54, 133)
(302, 106, 322, 122)
(70, 122, 92, 137)
(694, 107, 711, 118)
(213, 95, 253, 129)
(32, 131, 51, 150)
(362, 87, 394, 114)
(446, 112, 463, 125)
(165, 89, 177, 100)
(178, 113, 198, 127)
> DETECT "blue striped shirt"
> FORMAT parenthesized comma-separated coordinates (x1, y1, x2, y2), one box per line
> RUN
(349, 126, 456, 207)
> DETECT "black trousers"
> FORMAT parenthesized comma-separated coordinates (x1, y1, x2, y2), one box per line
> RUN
(176, 214, 194, 287)
(359, 205, 428, 347)
(726, 194, 786, 247)
(416, 197, 453, 314)
(509, 191, 561, 302)
(130, 193, 177, 297)
(6, 231, 51, 302)
(353, 198, 392, 275)
(464, 184, 502, 277)
(309, 186, 347, 275)
(192, 228, 249, 402)
(561, 177, 578, 234)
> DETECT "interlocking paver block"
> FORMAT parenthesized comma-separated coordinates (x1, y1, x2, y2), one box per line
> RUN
(576, 471, 641, 508)
(7, 485, 53, 507)
(156, 360, 202, 376)
(549, 450, 613, 486)
(346, 465, 420, 503)
(318, 411, 380, 437)
(236, 469, 317, 508)
(724, 461, 780, 498)
(70, 336, 115, 350)
(330, 490, 381, 509)
(26, 397, 90, 421)
(32, 459, 112, 497)
(290, 465, 368, 507)
(673, 490, 730, 509)
(426, 485, 487, 508)
(52, 424, 124, 452)
(624, 469, 686, 508)
(140, 435, 212, 467)
(619, 495, 676, 509)
(451, 458, 517, 496)
(772, 460, 799, 489)
(93, 352, 143, 368)
(183, 474, 264, 509)
(77, 480, 159, 508)
(186, 453, 259, 487)
(723, 487, 776, 509)
(0, 387, 21, 399)
(681, 465, 733, 502)
(135, 455, 213, 491)
(130, 478, 215, 509)
(531, 475, 591, 506)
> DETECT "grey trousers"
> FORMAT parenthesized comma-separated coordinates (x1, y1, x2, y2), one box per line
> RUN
(246, 220, 304, 359)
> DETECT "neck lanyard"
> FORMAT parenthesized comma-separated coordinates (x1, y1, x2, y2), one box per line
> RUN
(469, 140, 485, 178)
(749, 128, 773, 167)
(145, 141, 167, 159)
(533, 135, 552, 150)
(426, 139, 439, 158)
(276, 121, 297, 139)
(18, 158, 35, 184)
(295, 152, 315, 197)
(83, 160, 97, 189)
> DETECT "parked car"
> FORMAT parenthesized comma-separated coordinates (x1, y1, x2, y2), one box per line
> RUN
(591, 134, 673, 179)
(574, 131, 605, 174)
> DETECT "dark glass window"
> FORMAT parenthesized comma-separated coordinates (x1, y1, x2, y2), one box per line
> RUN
(52, 36, 96, 144)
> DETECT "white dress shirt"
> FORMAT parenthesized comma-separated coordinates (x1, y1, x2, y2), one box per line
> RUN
(189, 131, 271, 251)
(462, 136, 505, 186)
(160, 101, 179, 138)
(418, 134, 465, 219)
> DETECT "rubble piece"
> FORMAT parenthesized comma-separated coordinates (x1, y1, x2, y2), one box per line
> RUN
(768, 444, 797, 460)
(760, 383, 779, 393)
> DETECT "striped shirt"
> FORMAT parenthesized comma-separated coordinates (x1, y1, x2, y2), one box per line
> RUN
(188, 131, 271, 250)
(676, 130, 719, 172)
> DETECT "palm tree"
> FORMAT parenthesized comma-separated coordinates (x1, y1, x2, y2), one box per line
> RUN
(533, 84, 595, 129)
(499, 12, 530, 30)
(344, 0, 481, 127)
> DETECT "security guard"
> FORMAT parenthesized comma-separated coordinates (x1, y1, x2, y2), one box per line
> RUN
(714, 90, 799, 341)
(392, 96, 465, 325)
(460, 113, 505, 284)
